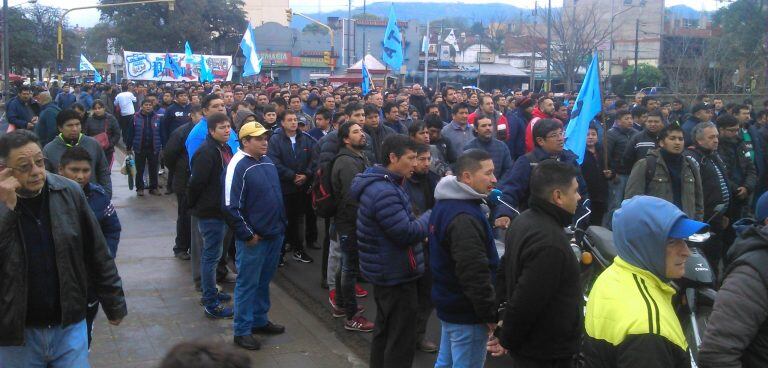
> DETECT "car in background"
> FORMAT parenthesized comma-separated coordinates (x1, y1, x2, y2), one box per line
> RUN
(640, 86, 674, 96)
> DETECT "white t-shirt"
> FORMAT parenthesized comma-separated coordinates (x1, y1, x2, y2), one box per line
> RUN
(114, 92, 137, 116)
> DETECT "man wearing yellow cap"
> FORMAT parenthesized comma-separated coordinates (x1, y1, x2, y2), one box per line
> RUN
(223, 122, 288, 350)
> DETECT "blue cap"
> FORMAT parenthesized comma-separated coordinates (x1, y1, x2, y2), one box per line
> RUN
(756, 192, 768, 223)
(668, 217, 708, 239)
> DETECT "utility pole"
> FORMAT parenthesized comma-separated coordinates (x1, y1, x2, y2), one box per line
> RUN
(530, 3, 537, 90)
(362, 0, 366, 58)
(545, 0, 551, 92)
(476, 44, 481, 89)
(633, 18, 639, 92)
(347, 0, 351, 66)
(423, 21, 429, 87)
(436, 20, 443, 89)
(2, 0, 9, 103)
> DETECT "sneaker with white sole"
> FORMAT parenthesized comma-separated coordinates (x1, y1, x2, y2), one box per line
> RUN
(344, 315, 374, 332)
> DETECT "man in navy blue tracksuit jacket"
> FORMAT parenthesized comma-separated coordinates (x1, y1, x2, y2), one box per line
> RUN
(224, 122, 287, 350)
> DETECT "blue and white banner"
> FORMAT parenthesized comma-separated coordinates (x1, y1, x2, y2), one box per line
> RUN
(123, 51, 232, 81)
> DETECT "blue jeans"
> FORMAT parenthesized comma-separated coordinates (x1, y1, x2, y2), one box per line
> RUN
(434, 321, 489, 368)
(233, 235, 283, 336)
(603, 174, 628, 228)
(198, 218, 227, 307)
(0, 319, 89, 368)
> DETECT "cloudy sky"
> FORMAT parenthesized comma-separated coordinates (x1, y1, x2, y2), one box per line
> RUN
(31, 0, 728, 28)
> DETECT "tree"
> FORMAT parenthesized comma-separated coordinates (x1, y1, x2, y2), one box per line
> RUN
(712, 0, 767, 92)
(619, 63, 663, 95)
(469, 21, 484, 37)
(527, 2, 613, 91)
(5, 5, 79, 77)
(302, 23, 328, 34)
(96, 0, 247, 55)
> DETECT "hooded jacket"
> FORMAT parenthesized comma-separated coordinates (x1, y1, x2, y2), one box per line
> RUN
(351, 166, 430, 286)
(331, 147, 371, 239)
(232, 108, 257, 132)
(429, 176, 499, 325)
(699, 224, 768, 368)
(582, 196, 690, 368)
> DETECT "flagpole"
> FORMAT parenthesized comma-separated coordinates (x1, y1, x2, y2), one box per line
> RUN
(423, 21, 429, 87)
(224, 21, 249, 82)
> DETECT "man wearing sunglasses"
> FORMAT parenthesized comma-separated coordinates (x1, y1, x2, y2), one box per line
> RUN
(0, 130, 126, 367)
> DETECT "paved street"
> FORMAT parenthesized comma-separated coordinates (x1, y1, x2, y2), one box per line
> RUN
(88, 156, 514, 368)
(88, 162, 366, 368)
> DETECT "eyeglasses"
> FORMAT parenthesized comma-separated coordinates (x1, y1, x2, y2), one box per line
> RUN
(545, 131, 564, 139)
(1, 156, 47, 174)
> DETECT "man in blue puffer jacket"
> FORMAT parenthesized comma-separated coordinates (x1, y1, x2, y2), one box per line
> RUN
(350, 135, 431, 368)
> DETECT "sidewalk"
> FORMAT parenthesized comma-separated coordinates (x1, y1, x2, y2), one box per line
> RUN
(88, 165, 366, 368)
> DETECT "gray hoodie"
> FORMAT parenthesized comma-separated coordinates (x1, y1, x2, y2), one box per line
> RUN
(612, 195, 688, 282)
(43, 134, 112, 198)
(434, 176, 490, 216)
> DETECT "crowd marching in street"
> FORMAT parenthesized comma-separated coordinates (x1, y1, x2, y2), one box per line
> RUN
(2, 78, 768, 368)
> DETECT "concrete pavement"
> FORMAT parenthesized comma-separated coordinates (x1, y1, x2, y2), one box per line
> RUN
(88, 163, 366, 368)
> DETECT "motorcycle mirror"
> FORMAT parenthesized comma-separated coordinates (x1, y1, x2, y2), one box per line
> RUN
(687, 232, 711, 243)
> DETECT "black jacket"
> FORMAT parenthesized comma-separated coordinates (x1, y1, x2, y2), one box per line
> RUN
(699, 224, 768, 368)
(497, 196, 582, 360)
(363, 124, 397, 164)
(331, 147, 370, 238)
(163, 122, 194, 193)
(606, 126, 636, 175)
(622, 128, 659, 171)
(267, 130, 316, 195)
(0, 174, 126, 346)
(718, 137, 757, 213)
(187, 135, 232, 219)
(686, 146, 731, 225)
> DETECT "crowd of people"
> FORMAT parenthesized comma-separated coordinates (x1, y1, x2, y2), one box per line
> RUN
(1, 77, 768, 368)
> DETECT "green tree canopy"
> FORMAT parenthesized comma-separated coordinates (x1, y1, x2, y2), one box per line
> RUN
(620, 63, 664, 95)
(302, 23, 328, 34)
(96, 0, 247, 55)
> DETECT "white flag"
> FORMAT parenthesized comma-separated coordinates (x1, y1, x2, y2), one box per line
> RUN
(444, 29, 459, 52)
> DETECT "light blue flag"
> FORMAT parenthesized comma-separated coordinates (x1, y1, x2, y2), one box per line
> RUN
(564, 53, 602, 164)
(199, 56, 214, 82)
(163, 53, 184, 78)
(185, 41, 193, 61)
(79, 54, 102, 83)
(240, 23, 262, 77)
(381, 5, 403, 71)
(362, 61, 372, 96)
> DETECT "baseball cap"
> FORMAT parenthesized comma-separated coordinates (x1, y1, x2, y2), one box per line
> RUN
(238, 122, 269, 139)
(668, 217, 708, 239)
(755, 192, 768, 223)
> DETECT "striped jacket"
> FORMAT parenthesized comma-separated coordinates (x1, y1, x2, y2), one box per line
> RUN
(223, 149, 287, 241)
(582, 257, 689, 368)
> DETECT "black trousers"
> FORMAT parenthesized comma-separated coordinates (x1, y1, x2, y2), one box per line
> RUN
(321, 218, 331, 285)
(134, 150, 159, 190)
(174, 191, 191, 255)
(283, 192, 307, 253)
(415, 264, 433, 339)
(370, 280, 419, 368)
(117, 114, 133, 147)
(85, 300, 99, 348)
(304, 196, 318, 245)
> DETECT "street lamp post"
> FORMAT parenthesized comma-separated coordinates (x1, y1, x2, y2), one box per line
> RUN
(287, 10, 335, 74)
(57, 0, 175, 62)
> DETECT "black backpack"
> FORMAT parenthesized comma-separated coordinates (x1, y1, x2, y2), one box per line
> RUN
(311, 154, 344, 218)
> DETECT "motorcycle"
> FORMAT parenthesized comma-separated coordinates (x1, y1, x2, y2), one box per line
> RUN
(573, 204, 726, 368)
